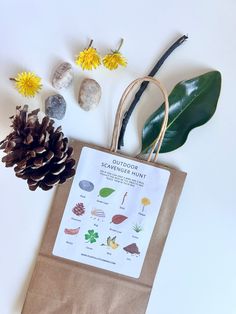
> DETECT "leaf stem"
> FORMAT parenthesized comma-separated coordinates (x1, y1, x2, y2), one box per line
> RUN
(117, 38, 124, 52)
(117, 34, 188, 149)
(88, 39, 93, 48)
(9, 78, 16, 82)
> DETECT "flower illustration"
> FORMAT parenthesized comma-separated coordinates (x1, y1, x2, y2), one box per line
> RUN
(84, 229, 99, 243)
(103, 38, 127, 70)
(141, 197, 151, 212)
(75, 40, 101, 70)
(10, 72, 42, 97)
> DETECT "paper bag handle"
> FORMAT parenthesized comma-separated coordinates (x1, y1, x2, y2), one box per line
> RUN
(110, 76, 169, 162)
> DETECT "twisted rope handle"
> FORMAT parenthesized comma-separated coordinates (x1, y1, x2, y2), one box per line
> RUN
(110, 76, 169, 162)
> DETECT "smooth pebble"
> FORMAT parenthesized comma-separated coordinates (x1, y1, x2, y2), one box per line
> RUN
(45, 94, 66, 120)
(78, 79, 101, 111)
(52, 62, 73, 90)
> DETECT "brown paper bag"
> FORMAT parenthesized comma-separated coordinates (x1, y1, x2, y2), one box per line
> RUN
(22, 77, 186, 314)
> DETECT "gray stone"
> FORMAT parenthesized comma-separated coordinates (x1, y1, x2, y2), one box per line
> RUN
(52, 62, 73, 90)
(79, 180, 94, 192)
(45, 94, 66, 120)
(78, 79, 101, 111)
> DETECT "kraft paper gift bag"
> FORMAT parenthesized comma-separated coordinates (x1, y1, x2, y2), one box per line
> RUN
(22, 77, 186, 314)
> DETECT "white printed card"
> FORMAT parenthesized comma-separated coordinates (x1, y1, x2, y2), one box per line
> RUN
(53, 147, 170, 278)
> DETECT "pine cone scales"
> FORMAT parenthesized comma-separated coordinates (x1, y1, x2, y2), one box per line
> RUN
(0, 105, 75, 191)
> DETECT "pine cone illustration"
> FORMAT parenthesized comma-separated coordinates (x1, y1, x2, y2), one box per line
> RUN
(72, 203, 85, 216)
(0, 105, 76, 191)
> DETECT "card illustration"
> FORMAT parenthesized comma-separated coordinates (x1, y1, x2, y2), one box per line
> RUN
(99, 187, 115, 198)
(121, 192, 128, 206)
(72, 203, 85, 216)
(91, 208, 105, 219)
(110, 214, 128, 224)
(101, 236, 119, 249)
(85, 230, 99, 243)
(141, 197, 151, 212)
(133, 223, 143, 233)
(64, 227, 80, 235)
(79, 180, 94, 192)
(53, 147, 170, 278)
(123, 243, 140, 256)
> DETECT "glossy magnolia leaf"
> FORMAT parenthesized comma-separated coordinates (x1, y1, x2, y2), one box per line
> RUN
(141, 71, 221, 153)
(99, 187, 115, 198)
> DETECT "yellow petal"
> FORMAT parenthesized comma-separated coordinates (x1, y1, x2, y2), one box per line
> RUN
(75, 47, 101, 70)
(103, 52, 127, 70)
(14, 72, 42, 97)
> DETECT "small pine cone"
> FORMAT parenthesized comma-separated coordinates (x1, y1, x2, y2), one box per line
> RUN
(0, 105, 76, 191)
(72, 203, 85, 216)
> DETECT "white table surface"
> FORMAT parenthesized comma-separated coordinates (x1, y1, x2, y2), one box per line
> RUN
(0, 1, 235, 313)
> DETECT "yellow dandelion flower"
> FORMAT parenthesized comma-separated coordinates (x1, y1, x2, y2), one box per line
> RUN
(75, 40, 101, 70)
(103, 52, 127, 70)
(103, 38, 127, 70)
(10, 72, 42, 97)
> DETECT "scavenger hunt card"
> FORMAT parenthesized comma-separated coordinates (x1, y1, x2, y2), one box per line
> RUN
(53, 147, 170, 278)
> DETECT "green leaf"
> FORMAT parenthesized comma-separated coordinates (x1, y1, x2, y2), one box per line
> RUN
(85, 234, 90, 240)
(141, 71, 222, 153)
(99, 187, 115, 198)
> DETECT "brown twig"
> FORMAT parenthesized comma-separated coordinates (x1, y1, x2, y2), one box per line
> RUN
(117, 34, 188, 149)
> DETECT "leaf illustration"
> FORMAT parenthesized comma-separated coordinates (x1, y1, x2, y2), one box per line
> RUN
(111, 214, 128, 224)
(99, 187, 115, 198)
(85, 234, 90, 240)
(84, 229, 99, 243)
(141, 71, 222, 153)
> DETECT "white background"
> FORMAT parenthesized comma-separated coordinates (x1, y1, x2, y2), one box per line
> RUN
(0, 1, 235, 313)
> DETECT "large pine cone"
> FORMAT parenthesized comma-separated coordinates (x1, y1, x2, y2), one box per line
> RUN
(0, 105, 76, 191)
